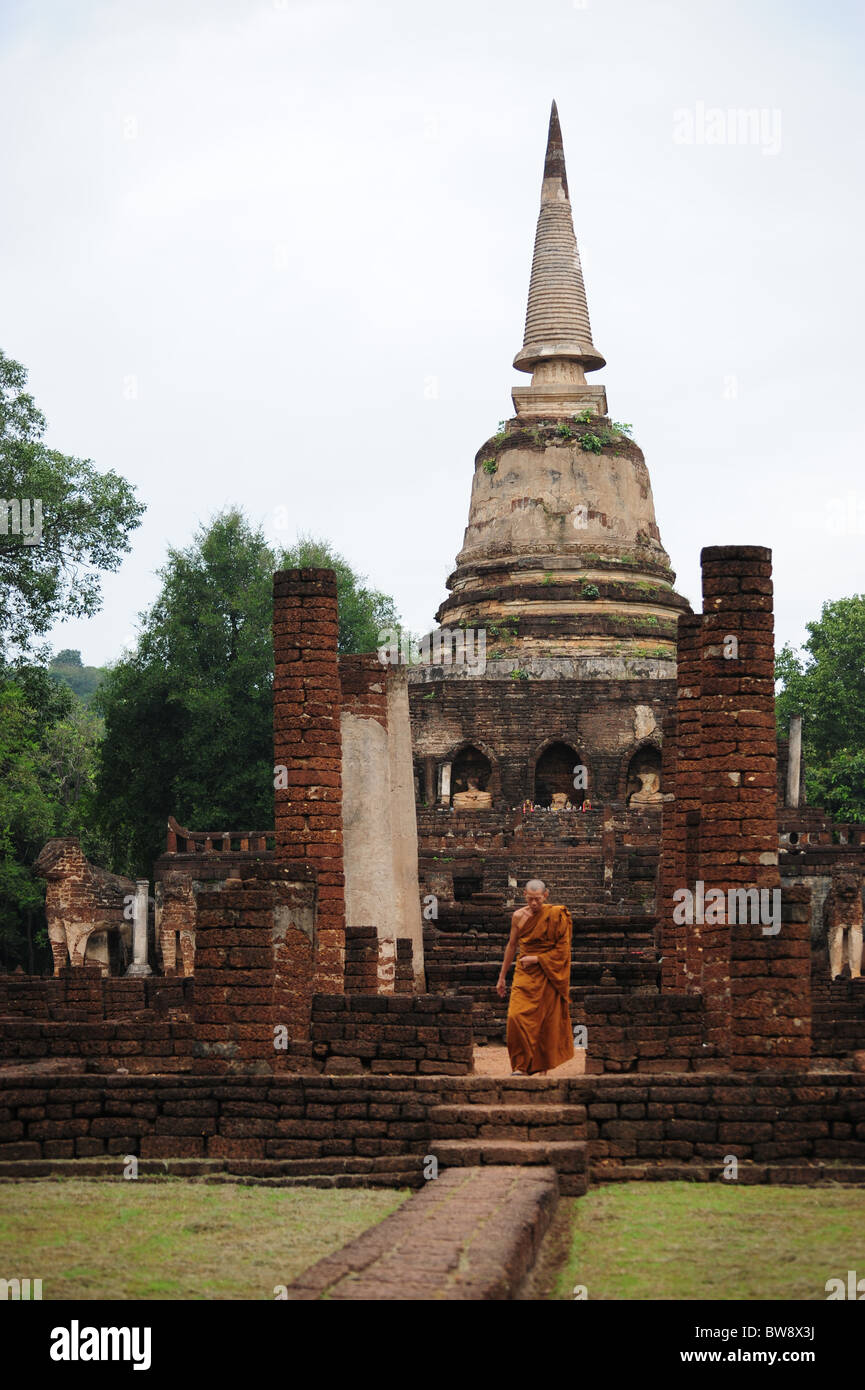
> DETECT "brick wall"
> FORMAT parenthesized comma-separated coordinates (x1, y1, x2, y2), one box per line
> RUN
(573, 993, 706, 1073)
(409, 673, 676, 810)
(813, 978, 865, 1058)
(659, 615, 702, 992)
(339, 656, 389, 725)
(310, 994, 473, 1075)
(0, 971, 188, 1022)
(0, 1018, 195, 1075)
(582, 1071, 865, 1166)
(2, 1071, 863, 1166)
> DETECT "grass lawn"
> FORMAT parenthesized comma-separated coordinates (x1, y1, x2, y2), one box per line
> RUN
(0, 1180, 408, 1300)
(547, 1183, 865, 1300)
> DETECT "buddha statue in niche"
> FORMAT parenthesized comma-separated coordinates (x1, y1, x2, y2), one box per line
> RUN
(452, 775, 493, 811)
(630, 768, 663, 804)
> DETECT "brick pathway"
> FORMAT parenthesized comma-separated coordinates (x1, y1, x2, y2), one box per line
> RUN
(282, 1165, 558, 1299)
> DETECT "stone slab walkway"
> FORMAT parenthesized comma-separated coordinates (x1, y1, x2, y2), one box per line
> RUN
(282, 1165, 559, 1300)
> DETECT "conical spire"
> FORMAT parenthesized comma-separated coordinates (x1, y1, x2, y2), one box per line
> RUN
(542, 99, 569, 201)
(512, 102, 606, 417)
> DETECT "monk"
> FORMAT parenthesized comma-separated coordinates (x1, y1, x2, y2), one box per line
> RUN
(497, 879, 574, 1075)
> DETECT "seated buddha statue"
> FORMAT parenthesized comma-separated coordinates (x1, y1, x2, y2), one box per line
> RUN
(630, 769, 663, 804)
(452, 775, 493, 811)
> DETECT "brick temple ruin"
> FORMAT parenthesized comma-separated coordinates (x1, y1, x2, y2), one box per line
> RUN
(3, 105, 865, 1284)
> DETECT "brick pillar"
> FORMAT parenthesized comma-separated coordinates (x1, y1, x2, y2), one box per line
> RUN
(343, 925, 378, 993)
(273, 569, 345, 993)
(698, 545, 809, 1070)
(193, 877, 275, 1073)
(60, 965, 103, 1020)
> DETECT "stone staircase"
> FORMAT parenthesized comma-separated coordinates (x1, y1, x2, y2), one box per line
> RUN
(425, 913, 660, 1043)
(425, 1098, 589, 1195)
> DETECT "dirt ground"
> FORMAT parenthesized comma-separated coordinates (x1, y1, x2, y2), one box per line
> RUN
(472, 1045, 586, 1077)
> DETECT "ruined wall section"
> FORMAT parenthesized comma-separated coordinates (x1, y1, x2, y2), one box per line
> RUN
(410, 669, 676, 810)
(155, 872, 196, 977)
(340, 657, 425, 992)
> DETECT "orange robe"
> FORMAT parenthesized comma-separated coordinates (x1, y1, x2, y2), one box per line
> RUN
(506, 904, 574, 1075)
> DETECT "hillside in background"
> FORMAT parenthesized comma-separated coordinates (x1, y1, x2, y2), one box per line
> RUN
(48, 649, 106, 707)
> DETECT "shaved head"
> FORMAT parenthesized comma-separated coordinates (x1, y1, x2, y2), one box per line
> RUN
(525, 879, 546, 893)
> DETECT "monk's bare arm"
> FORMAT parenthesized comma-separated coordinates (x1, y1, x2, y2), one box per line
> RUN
(496, 915, 521, 998)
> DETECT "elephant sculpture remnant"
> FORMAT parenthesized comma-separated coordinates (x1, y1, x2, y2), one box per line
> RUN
(32, 839, 136, 976)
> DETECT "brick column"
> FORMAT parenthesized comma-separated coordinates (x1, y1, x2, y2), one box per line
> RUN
(273, 569, 345, 993)
(193, 877, 275, 1073)
(698, 545, 810, 1070)
(60, 965, 103, 1020)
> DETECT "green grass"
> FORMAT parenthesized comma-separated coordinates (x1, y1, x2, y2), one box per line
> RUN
(551, 1184, 865, 1300)
(0, 1180, 408, 1300)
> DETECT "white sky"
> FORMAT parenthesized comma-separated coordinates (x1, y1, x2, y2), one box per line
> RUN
(1, 0, 863, 665)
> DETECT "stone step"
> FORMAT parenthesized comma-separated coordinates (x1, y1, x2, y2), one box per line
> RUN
(428, 1103, 587, 1141)
(429, 1139, 588, 1195)
(427, 962, 658, 980)
(425, 944, 656, 959)
(591, 1159, 865, 1188)
(0, 1154, 426, 1188)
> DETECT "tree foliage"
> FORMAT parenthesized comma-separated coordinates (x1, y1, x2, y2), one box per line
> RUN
(91, 513, 401, 877)
(280, 534, 399, 654)
(0, 661, 104, 970)
(775, 595, 865, 822)
(0, 349, 144, 654)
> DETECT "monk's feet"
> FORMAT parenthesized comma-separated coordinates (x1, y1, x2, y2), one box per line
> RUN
(510, 1069, 526, 1076)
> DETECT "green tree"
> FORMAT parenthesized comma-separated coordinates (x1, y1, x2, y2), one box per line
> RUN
(0, 661, 105, 970)
(281, 534, 400, 654)
(91, 512, 401, 876)
(775, 595, 865, 821)
(0, 349, 145, 653)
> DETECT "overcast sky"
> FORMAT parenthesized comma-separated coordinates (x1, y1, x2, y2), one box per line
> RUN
(1, 0, 863, 666)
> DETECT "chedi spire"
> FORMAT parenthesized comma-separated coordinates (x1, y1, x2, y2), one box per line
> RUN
(512, 101, 608, 420)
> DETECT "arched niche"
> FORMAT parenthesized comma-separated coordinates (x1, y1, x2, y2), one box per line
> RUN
(533, 741, 587, 808)
(450, 744, 493, 804)
(626, 743, 663, 805)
